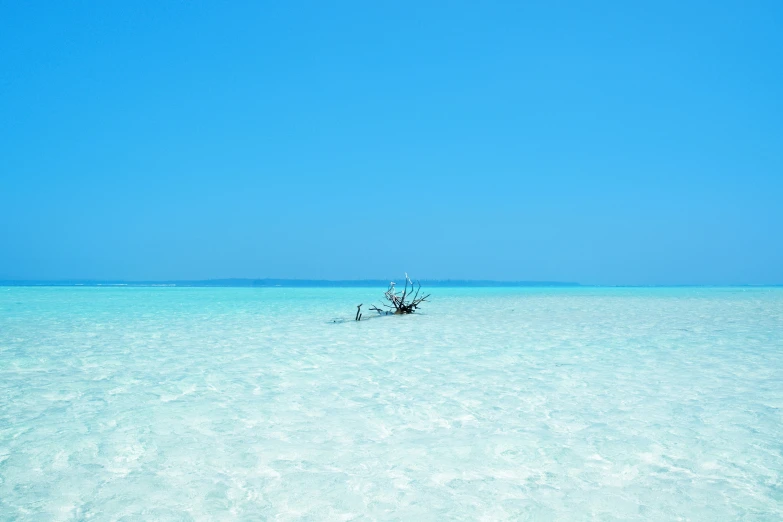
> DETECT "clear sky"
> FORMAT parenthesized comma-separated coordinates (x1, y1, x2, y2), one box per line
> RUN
(1, 2, 781, 285)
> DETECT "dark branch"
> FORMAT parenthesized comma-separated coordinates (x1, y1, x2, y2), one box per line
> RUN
(370, 274, 430, 315)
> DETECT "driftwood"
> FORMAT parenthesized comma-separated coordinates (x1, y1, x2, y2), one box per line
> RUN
(367, 274, 430, 316)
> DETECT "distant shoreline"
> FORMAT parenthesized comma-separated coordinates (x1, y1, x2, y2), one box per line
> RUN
(1, 280, 781, 288)
(0, 279, 580, 288)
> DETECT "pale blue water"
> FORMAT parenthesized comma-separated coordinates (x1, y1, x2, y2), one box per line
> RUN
(1, 287, 782, 520)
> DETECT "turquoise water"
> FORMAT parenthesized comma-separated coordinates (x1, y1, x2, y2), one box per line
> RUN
(1, 287, 782, 520)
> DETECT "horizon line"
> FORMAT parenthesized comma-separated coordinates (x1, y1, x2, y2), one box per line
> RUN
(1, 278, 782, 288)
(0, 278, 580, 288)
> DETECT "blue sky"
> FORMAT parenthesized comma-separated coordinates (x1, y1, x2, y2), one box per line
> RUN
(1, 1, 781, 284)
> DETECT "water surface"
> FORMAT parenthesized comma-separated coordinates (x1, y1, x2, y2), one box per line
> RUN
(1, 287, 781, 520)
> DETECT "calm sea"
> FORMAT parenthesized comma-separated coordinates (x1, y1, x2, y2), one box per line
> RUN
(1, 287, 781, 520)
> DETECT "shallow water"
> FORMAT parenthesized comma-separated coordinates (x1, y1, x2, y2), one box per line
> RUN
(1, 287, 782, 520)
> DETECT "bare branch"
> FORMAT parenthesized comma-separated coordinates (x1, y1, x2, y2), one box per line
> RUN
(367, 274, 430, 315)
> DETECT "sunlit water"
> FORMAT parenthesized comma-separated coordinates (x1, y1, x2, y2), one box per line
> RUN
(1, 287, 782, 520)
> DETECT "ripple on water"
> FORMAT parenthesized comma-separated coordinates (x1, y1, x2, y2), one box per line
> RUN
(0, 287, 782, 520)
